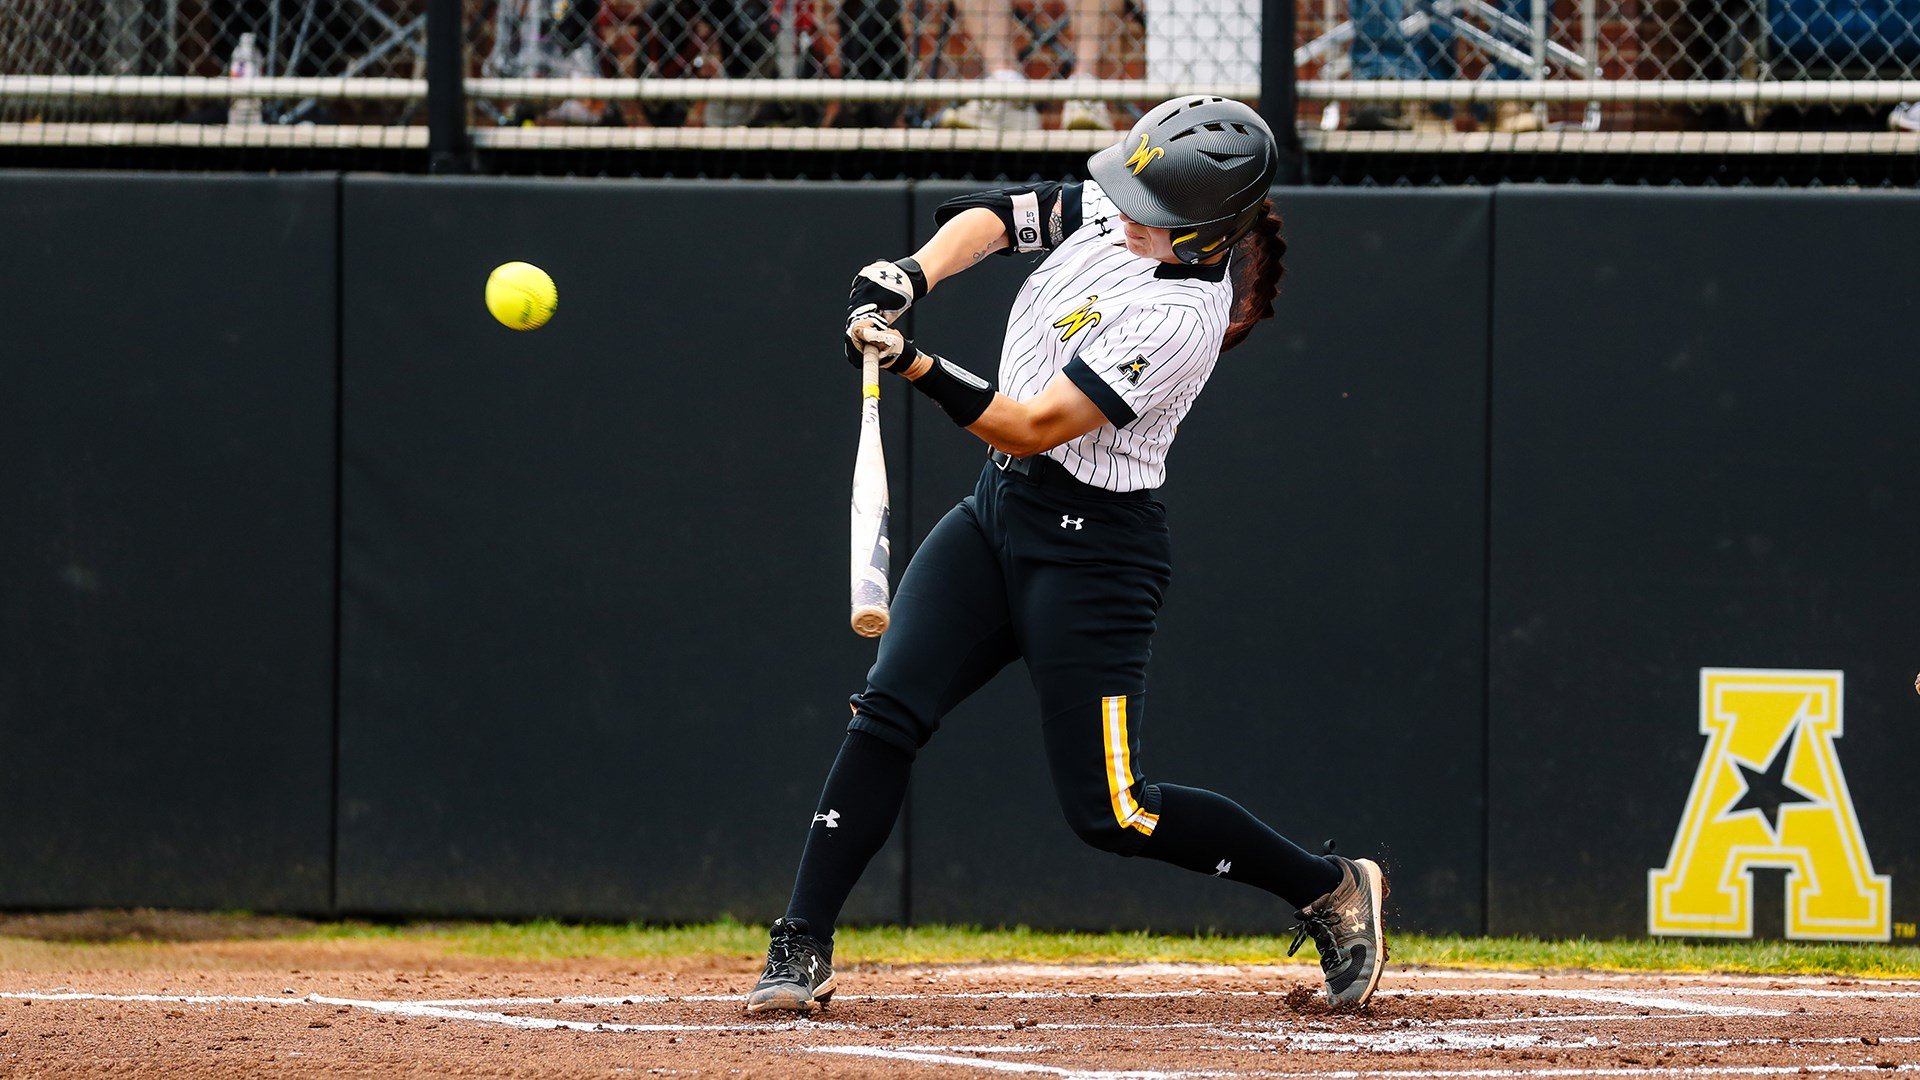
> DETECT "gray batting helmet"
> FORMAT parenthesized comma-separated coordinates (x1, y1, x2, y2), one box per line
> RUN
(1086, 96, 1278, 265)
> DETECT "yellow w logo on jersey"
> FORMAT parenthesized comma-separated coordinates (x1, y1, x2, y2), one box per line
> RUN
(1052, 296, 1102, 341)
(1648, 669, 1891, 941)
(1124, 133, 1164, 176)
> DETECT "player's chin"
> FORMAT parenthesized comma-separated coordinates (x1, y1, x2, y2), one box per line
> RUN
(1122, 233, 1154, 258)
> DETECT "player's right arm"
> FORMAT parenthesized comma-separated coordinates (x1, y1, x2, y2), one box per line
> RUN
(845, 182, 1086, 337)
(905, 207, 1011, 290)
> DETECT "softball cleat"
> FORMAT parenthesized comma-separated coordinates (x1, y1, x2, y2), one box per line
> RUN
(745, 918, 837, 1014)
(1287, 854, 1388, 1007)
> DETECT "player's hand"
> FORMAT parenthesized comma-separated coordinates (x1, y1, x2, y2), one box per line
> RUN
(846, 318, 916, 372)
(845, 258, 926, 333)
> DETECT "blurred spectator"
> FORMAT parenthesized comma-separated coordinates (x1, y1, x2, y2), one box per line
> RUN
(1346, 0, 1541, 132)
(834, 0, 910, 126)
(936, 0, 1124, 130)
(632, 0, 831, 127)
(1347, 0, 1454, 130)
(486, 0, 610, 125)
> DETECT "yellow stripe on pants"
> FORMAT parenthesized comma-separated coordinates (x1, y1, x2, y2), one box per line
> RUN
(1102, 695, 1159, 835)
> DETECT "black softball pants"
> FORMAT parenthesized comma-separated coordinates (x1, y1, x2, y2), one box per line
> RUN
(783, 459, 1341, 939)
(852, 460, 1171, 853)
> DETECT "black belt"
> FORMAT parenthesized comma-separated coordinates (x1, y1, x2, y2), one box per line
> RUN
(989, 449, 1154, 502)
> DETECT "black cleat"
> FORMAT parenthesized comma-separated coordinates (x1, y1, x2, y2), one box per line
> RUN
(1287, 854, 1389, 1008)
(745, 918, 836, 1014)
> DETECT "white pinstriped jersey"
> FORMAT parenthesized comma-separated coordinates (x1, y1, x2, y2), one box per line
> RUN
(997, 181, 1233, 492)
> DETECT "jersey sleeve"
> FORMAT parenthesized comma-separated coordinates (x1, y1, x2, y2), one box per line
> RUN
(933, 181, 1084, 255)
(1061, 307, 1215, 429)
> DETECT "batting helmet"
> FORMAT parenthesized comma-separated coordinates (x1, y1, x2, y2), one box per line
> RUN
(1086, 97, 1278, 265)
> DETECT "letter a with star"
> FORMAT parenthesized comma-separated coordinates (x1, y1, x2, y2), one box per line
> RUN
(1648, 669, 1891, 941)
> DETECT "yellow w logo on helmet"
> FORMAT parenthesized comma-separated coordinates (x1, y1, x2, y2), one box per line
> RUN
(1123, 133, 1164, 176)
(1052, 295, 1102, 341)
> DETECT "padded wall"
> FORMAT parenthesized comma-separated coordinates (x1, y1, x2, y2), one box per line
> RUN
(1487, 188, 1920, 939)
(334, 178, 909, 921)
(0, 173, 338, 910)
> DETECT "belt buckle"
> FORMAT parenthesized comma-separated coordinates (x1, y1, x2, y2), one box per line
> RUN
(992, 450, 1014, 472)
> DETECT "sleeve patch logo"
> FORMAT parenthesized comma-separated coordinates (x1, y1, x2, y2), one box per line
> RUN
(1124, 133, 1165, 175)
(1052, 296, 1102, 342)
(1648, 669, 1892, 941)
(1123, 356, 1150, 385)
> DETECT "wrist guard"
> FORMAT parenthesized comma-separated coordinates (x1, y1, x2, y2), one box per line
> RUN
(907, 351, 995, 427)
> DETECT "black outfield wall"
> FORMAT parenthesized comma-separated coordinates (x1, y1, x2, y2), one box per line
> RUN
(0, 173, 337, 911)
(5, 173, 1916, 942)
(333, 177, 909, 922)
(1486, 189, 1920, 941)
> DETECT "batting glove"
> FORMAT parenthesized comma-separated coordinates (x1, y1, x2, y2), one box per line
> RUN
(846, 318, 922, 373)
(844, 258, 927, 362)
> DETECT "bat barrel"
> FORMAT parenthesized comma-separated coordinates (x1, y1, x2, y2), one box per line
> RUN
(850, 349, 892, 638)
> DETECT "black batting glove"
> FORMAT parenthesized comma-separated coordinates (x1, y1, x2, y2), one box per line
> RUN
(843, 257, 928, 364)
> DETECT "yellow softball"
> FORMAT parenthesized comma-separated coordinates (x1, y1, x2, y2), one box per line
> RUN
(485, 261, 557, 331)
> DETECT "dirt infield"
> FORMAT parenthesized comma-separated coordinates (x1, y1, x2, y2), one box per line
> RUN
(2, 939, 1918, 1077)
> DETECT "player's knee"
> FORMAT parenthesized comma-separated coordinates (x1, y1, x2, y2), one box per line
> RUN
(1060, 794, 1150, 857)
(1066, 814, 1134, 856)
(846, 690, 934, 759)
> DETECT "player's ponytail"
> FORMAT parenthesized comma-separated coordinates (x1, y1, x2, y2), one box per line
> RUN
(1221, 199, 1286, 353)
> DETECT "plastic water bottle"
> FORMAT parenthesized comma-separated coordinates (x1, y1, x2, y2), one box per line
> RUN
(228, 32, 263, 126)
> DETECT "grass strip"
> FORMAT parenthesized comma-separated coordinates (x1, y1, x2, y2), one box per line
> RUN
(306, 917, 1920, 978)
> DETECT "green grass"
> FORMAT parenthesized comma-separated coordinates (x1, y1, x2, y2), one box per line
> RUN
(302, 917, 1920, 978)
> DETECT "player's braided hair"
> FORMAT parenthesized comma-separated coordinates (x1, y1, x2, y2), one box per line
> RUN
(1221, 199, 1286, 353)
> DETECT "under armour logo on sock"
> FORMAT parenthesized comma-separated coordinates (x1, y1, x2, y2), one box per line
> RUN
(813, 810, 840, 828)
(1061, 515, 1084, 530)
(1214, 859, 1232, 876)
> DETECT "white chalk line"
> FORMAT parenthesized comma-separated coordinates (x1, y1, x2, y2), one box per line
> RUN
(958, 967, 1920, 989)
(1374, 989, 1782, 1017)
(1201, 1030, 1920, 1054)
(1663, 988, 1920, 999)
(800, 1046, 1234, 1078)
(388, 985, 1896, 1008)
(3, 983, 1781, 1014)
(799, 1049, 1920, 1080)
(4, 986, 1909, 1064)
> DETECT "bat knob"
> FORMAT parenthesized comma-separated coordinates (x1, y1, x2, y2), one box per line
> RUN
(851, 607, 890, 638)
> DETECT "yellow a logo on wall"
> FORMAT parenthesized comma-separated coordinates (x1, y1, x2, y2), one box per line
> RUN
(1649, 669, 1891, 941)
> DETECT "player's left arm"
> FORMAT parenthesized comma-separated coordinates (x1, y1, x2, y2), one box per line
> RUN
(849, 323, 1105, 456)
(961, 308, 1213, 454)
(961, 375, 1107, 457)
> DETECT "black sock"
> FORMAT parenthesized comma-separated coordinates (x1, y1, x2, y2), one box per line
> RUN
(783, 729, 913, 941)
(1139, 784, 1342, 910)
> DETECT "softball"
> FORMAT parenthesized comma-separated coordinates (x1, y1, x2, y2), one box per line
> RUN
(486, 261, 558, 331)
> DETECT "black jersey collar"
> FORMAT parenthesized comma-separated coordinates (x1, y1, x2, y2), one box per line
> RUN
(1154, 256, 1230, 282)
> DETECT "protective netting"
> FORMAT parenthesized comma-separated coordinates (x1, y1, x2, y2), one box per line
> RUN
(3, 0, 1919, 183)
(0, 0, 430, 169)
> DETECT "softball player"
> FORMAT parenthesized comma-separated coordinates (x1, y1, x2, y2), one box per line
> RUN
(748, 96, 1388, 1013)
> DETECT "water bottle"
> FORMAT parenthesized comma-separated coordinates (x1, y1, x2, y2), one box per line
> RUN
(228, 32, 263, 126)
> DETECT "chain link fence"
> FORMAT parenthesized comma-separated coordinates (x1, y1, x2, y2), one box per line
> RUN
(3, 0, 1919, 181)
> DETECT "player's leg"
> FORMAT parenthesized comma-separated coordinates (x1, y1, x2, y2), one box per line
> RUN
(1037, 689, 1386, 1005)
(749, 494, 1017, 1013)
(1004, 481, 1386, 1005)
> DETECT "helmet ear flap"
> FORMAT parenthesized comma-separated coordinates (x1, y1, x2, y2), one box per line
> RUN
(1170, 202, 1264, 264)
